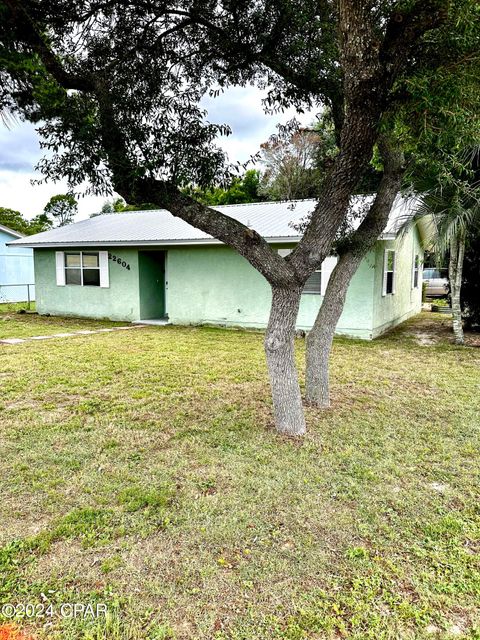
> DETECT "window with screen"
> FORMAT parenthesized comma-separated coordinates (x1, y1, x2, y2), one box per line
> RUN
(277, 248, 322, 295)
(412, 254, 420, 288)
(65, 252, 100, 286)
(383, 250, 396, 295)
(303, 270, 322, 294)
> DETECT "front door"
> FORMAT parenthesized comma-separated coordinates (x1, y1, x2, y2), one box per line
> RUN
(138, 250, 166, 319)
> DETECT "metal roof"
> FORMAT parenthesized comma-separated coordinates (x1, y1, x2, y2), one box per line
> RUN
(8, 196, 415, 248)
(0, 223, 23, 239)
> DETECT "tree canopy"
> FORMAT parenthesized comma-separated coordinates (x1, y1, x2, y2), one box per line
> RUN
(462, 219, 480, 330)
(0, 207, 31, 235)
(259, 127, 324, 201)
(43, 193, 77, 226)
(185, 170, 264, 206)
(0, 206, 52, 235)
(2, 0, 475, 205)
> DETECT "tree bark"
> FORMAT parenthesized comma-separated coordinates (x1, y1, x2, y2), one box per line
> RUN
(305, 254, 362, 407)
(449, 230, 466, 345)
(265, 286, 306, 436)
(305, 141, 404, 407)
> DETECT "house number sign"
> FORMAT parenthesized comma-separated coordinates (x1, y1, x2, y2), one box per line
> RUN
(108, 253, 131, 270)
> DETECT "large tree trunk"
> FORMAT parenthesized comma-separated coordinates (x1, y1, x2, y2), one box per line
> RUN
(305, 141, 404, 407)
(305, 255, 362, 407)
(449, 230, 466, 345)
(265, 286, 306, 436)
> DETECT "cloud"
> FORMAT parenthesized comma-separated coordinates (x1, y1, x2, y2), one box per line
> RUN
(0, 170, 106, 220)
(202, 85, 319, 166)
(0, 121, 42, 172)
(0, 85, 319, 220)
(0, 121, 109, 220)
(203, 86, 273, 136)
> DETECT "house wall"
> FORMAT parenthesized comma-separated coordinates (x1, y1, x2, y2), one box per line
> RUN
(34, 248, 141, 321)
(167, 245, 376, 339)
(33, 234, 420, 340)
(372, 226, 423, 338)
(0, 229, 35, 303)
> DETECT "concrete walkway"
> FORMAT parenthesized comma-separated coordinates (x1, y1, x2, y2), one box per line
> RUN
(133, 318, 169, 326)
(0, 324, 147, 345)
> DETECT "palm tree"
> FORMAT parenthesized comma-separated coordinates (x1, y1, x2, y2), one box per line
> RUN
(412, 175, 480, 344)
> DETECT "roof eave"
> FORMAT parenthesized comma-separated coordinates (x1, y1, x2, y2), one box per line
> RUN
(0, 224, 24, 239)
(9, 231, 398, 248)
(7, 235, 303, 249)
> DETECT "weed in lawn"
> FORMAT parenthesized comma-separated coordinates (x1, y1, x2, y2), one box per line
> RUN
(117, 485, 173, 514)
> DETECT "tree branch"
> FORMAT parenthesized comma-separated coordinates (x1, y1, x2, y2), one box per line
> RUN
(381, 0, 450, 79)
(4, 0, 95, 92)
(341, 138, 405, 256)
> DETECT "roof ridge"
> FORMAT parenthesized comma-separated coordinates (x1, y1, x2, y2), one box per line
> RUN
(90, 198, 318, 217)
(215, 198, 317, 208)
(89, 209, 168, 218)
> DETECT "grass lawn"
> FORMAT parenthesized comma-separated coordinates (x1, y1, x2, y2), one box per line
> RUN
(0, 304, 127, 339)
(0, 313, 479, 639)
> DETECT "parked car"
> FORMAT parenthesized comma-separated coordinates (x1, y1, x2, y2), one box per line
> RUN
(423, 267, 448, 297)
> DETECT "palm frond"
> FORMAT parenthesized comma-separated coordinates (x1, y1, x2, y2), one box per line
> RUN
(402, 169, 480, 256)
(0, 108, 18, 129)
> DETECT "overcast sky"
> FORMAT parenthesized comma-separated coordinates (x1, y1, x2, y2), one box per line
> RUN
(0, 86, 317, 222)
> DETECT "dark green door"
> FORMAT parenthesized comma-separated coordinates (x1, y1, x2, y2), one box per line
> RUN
(138, 251, 166, 319)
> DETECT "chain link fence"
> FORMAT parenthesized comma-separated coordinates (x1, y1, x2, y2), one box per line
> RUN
(0, 283, 35, 309)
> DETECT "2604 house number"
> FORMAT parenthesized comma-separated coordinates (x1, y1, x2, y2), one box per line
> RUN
(108, 253, 130, 270)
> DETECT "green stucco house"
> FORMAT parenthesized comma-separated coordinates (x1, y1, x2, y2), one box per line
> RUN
(9, 198, 424, 339)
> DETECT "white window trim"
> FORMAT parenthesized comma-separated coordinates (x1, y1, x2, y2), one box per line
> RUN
(59, 250, 109, 288)
(99, 251, 109, 288)
(382, 249, 396, 296)
(412, 253, 420, 290)
(55, 251, 65, 286)
(320, 256, 338, 295)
